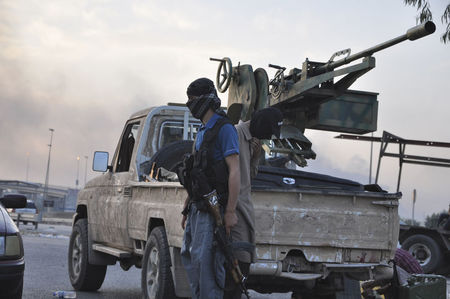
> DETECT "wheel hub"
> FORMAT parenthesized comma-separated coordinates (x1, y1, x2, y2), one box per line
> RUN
(409, 243, 431, 266)
(146, 246, 160, 298)
(71, 232, 83, 278)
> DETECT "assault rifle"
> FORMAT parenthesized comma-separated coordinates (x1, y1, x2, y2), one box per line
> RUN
(203, 190, 251, 299)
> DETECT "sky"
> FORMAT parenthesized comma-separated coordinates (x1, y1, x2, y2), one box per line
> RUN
(0, 0, 449, 223)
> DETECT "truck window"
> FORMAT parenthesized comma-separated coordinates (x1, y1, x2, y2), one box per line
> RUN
(116, 122, 140, 172)
(159, 121, 200, 149)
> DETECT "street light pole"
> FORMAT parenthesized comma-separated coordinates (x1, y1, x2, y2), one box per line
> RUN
(412, 189, 417, 224)
(42, 128, 54, 220)
(26, 152, 30, 182)
(76, 156, 80, 189)
(369, 132, 374, 184)
(84, 155, 88, 186)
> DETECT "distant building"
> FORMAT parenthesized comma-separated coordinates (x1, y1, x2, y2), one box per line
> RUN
(0, 180, 78, 212)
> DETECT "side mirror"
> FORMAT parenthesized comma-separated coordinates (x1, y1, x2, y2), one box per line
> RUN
(93, 151, 110, 172)
(0, 194, 27, 209)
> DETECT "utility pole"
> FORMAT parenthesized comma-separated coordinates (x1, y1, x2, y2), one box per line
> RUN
(76, 156, 80, 189)
(369, 132, 373, 184)
(412, 189, 417, 224)
(42, 128, 54, 220)
(84, 155, 88, 186)
(26, 152, 30, 182)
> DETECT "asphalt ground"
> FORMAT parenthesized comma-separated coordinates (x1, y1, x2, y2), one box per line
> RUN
(18, 220, 450, 299)
(19, 222, 289, 298)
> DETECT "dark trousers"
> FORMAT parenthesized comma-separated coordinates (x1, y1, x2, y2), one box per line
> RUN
(223, 261, 250, 299)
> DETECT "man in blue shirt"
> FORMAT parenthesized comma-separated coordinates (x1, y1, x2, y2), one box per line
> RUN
(180, 78, 240, 299)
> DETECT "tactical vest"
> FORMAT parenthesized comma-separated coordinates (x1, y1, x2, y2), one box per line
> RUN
(192, 116, 232, 206)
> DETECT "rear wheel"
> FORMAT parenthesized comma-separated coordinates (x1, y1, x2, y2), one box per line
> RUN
(402, 234, 442, 273)
(141, 226, 176, 299)
(68, 218, 107, 290)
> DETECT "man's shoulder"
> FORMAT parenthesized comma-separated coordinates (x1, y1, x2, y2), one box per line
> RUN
(235, 121, 252, 141)
(217, 122, 238, 145)
(217, 117, 237, 133)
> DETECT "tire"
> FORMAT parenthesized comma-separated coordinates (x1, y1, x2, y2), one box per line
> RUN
(402, 234, 443, 273)
(3, 274, 23, 299)
(141, 226, 176, 299)
(68, 218, 107, 291)
(150, 140, 194, 172)
(13, 276, 23, 299)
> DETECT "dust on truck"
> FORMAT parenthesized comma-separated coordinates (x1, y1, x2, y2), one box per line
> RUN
(67, 22, 434, 298)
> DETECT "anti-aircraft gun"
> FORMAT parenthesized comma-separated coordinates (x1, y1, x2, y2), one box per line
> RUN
(210, 21, 436, 167)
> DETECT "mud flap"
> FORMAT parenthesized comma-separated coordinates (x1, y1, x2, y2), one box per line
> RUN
(87, 225, 117, 265)
(170, 246, 191, 297)
(335, 275, 362, 299)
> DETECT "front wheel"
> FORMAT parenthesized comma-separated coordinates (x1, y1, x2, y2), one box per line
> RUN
(402, 234, 442, 273)
(68, 218, 107, 290)
(141, 226, 176, 299)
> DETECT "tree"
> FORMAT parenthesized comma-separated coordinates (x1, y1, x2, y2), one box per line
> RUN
(404, 0, 450, 43)
(424, 210, 447, 228)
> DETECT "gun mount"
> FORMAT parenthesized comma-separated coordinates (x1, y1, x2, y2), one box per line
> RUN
(211, 22, 435, 167)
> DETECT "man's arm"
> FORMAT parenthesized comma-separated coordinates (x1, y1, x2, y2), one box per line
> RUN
(249, 137, 262, 178)
(224, 153, 240, 234)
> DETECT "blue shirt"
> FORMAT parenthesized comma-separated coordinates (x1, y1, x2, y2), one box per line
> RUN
(195, 113, 239, 160)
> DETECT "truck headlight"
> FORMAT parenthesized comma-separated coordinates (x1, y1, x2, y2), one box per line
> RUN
(0, 235, 23, 257)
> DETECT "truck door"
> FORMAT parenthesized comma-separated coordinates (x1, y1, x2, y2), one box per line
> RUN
(90, 119, 142, 249)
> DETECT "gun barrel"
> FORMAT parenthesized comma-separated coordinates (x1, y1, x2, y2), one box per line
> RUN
(314, 21, 436, 75)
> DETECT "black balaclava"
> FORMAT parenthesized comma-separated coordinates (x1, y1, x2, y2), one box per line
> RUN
(250, 107, 283, 139)
(186, 78, 221, 120)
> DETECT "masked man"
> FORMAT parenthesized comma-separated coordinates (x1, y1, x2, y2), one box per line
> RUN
(180, 78, 240, 299)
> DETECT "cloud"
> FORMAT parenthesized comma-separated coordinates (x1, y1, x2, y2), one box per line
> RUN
(131, 2, 198, 31)
(0, 0, 448, 222)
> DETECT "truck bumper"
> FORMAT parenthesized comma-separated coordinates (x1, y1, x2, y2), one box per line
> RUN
(250, 260, 382, 281)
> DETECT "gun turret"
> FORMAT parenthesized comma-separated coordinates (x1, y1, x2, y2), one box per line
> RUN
(210, 22, 435, 167)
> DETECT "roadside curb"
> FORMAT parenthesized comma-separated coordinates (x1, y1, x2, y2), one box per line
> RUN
(42, 218, 72, 226)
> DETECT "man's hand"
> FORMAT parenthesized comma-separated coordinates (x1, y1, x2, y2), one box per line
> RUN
(181, 214, 187, 230)
(224, 210, 238, 235)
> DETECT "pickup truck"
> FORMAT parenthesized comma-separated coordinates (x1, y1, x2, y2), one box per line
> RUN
(8, 200, 39, 229)
(67, 104, 401, 298)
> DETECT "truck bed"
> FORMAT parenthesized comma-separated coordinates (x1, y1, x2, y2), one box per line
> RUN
(127, 166, 400, 267)
(251, 166, 400, 265)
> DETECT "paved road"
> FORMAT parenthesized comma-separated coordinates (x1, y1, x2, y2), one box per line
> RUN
(19, 223, 449, 298)
(19, 223, 289, 299)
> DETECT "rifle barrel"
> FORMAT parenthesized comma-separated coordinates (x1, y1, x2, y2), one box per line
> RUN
(314, 21, 436, 75)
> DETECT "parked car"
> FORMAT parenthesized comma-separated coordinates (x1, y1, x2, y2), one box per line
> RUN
(8, 199, 39, 229)
(0, 194, 26, 299)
